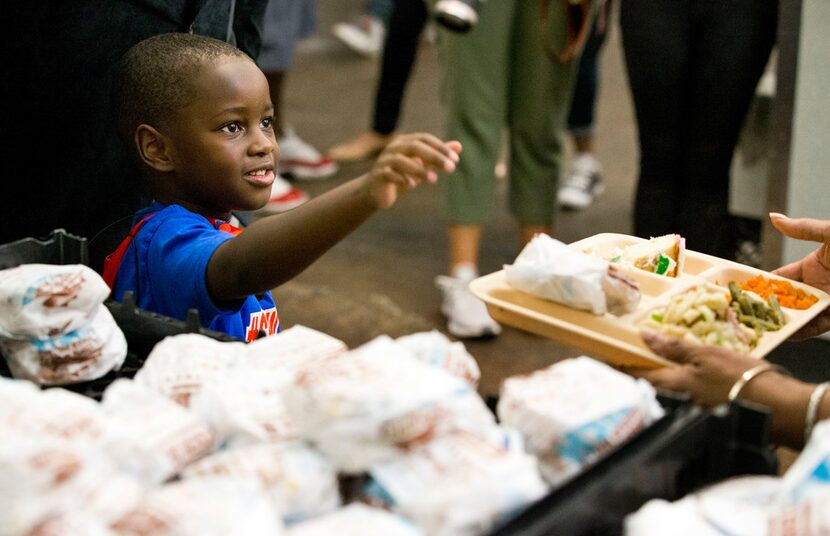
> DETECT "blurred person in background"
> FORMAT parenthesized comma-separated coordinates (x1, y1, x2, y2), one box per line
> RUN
(434, 0, 593, 339)
(331, 0, 394, 57)
(620, 0, 778, 259)
(254, 0, 339, 216)
(558, 0, 611, 211)
(328, 0, 430, 162)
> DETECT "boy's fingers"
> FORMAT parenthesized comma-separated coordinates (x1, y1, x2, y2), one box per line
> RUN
(396, 134, 460, 167)
(769, 213, 830, 245)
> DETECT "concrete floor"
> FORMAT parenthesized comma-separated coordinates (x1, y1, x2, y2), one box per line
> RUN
(267, 1, 640, 396)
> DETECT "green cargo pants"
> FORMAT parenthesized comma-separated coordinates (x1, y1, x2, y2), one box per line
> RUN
(438, 0, 583, 227)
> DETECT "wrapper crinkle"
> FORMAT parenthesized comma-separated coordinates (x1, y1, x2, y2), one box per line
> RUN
(504, 234, 640, 316)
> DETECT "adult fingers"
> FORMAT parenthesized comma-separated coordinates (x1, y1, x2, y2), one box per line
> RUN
(790, 308, 830, 340)
(771, 258, 804, 282)
(769, 213, 830, 245)
(627, 365, 692, 395)
(640, 329, 698, 365)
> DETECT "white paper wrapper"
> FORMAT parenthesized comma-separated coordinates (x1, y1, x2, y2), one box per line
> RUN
(624, 420, 830, 536)
(25, 512, 117, 536)
(0, 381, 111, 442)
(183, 441, 340, 524)
(133, 333, 244, 407)
(244, 325, 349, 372)
(101, 379, 216, 484)
(0, 437, 144, 536)
(1, 303, 127, 385)
(498, 356, 664, 486)
(111, 476, 284, 536)
(624, 476, 780, 536)
(282, 336, 497, 473)
(504, 234, 640, 316)
(365, 427, 548, 536)
(286, 503, 423, 536)
(394, 331, 481, 387)
(189, 368, 298, 447)
(0, 264, 110, 339)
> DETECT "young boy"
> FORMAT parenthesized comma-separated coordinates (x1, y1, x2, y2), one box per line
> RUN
(107, 33, 460, 341)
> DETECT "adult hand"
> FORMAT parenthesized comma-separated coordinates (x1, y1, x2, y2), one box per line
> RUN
(770, 213, 830, 338)
(627, 329, 764, 408)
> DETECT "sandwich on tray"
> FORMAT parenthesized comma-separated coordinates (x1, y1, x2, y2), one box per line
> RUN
(611, 234, 686, 277)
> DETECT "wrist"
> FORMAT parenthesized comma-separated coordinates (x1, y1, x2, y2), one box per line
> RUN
(728, 363, 790, 403)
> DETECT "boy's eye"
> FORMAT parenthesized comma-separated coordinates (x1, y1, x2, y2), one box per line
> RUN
(222, 122, 243, 134)
(261, 117, 273, 130)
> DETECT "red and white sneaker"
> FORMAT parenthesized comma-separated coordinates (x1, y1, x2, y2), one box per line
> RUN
(278, 126, 338, 180)
(257, 174, 309, 214)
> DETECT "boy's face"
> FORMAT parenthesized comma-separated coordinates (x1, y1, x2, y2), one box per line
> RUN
(161, 57, 278, 218)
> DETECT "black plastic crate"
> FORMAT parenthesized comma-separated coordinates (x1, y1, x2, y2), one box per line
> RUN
(487, 393, 777, 536)
(0, 229, 240, 399)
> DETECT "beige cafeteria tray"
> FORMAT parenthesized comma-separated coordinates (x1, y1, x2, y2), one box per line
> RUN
(469, 233, 830, 369)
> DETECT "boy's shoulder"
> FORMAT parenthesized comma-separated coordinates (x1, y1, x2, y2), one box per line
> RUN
(136, 203, 226, 245)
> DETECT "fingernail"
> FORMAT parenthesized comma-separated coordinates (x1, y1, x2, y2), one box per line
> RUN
(449, 151, 460, 163)
(444, 161, 456, 172)
(769, 212, 788, 220)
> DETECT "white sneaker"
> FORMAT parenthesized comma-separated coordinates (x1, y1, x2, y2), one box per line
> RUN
(332, 16, 385, 57)
(278, 126, 338, 180)
(256, 174, 310, 214)
(435, 267, 501, 339)
(558, 153, 604, 210)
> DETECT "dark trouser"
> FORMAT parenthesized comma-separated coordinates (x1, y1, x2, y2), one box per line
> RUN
(567, 2, 609, 135)
(372, 0, 429, 135)
(620, 0, 777, 258)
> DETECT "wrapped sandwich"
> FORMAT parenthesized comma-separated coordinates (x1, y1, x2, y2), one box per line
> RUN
(504, 234, 641, 316)
(608, 234, 685, 277)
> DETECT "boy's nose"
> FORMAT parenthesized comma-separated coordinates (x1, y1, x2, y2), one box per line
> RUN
(250, 130, 278, 157)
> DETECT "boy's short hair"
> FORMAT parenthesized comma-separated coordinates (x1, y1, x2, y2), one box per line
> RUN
(112, 32, 249, 145)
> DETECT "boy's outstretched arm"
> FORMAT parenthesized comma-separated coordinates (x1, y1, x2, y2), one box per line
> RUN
(206, 133, 461, 302)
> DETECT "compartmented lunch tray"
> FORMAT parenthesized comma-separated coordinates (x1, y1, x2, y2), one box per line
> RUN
(471, 233, 830, 368)
(488, 393, 778, 536)
(0, 229, 240, 399)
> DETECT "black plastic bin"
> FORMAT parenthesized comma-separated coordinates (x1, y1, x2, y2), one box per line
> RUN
(487, 393, 778, 536)
(0, 229, 240, 399)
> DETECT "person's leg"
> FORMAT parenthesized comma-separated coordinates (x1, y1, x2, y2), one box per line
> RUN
(260, 0, 337, 181)
(678, 0, 777, 258)
(508, 0, 581, 237)
(435, 0, 515, 338)
(373, 0, 429, 135)
(558, 2, 609, 210)
(620, 1, 692, 240)
(329, 0, 429, 162)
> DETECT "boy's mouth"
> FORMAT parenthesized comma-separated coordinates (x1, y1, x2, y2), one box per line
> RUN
(244, 168, 275, 186)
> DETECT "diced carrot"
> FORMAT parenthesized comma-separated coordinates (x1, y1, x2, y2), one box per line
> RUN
(740, 274, 817, 309)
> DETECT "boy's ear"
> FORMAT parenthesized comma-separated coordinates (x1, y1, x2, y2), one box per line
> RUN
(135, 124, 175, 172)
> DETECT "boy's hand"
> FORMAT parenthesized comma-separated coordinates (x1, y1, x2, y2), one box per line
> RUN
(364, 133, 461, 210)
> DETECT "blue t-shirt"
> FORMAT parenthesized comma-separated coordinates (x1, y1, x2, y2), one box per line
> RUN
(112, 202, 280, 342)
